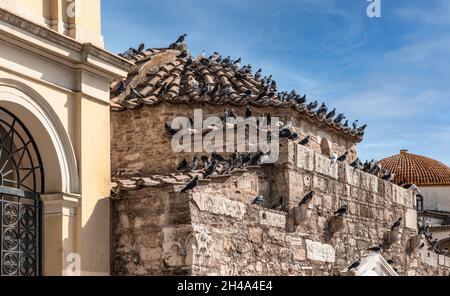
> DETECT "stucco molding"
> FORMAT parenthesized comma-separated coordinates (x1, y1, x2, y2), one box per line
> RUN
(0, 78, 80, 194)
(0, 8, 133, 73)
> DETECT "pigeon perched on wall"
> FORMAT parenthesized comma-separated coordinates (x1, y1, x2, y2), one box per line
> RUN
(386, 259, 395, 265)
(203, 159, 218, 179)
(165, 122, 179, 136)
(334, 205, 348, 216)
(367, 245, 383, 253)
(300, 191, 315, 205)
(391, 218, 403, 230)
(187, 157, 199, 171)
(337, 151, 349, 162)
(177, 159, 188, 171)
(350, 158, 362, 169)
(245, 106, 252, 118)
(180, 175, 199, 193)
(252, 195, 265, 205)
(330, 152, 338, 164)
(347, 259, 361, 271)
(212, 152, 226, 162)
(299, 136, 310, 146)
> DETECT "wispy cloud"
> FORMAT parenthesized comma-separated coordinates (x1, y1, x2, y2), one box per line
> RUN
(395, 0, 450, 26)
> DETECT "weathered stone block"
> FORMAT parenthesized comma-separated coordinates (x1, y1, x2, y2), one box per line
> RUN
(360, 172, 378, 193)
(296, 145, 314, 171)
(305, 240, 335, 263)
(314, 153, 338, 179)
(406, 234, 423, 254)
(405, 209, 417, 230)
(383, 228, 400, 246)
(421, 250, 438, 267)
(328, 215, 345, 235)
(192, 193, 247, 219)
(344, 165, 360, 187)
(259, 210, 286, 229)
(294, 203, 310, 226)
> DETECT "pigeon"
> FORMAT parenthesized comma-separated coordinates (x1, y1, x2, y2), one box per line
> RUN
(298, 136, 310, 146)
(316, 103, 328, 117)
(352, 120, 359, 130)
(300, 191, 315, 205)
(137, 43, 145, 52)
(252, 195, 265, 205)
(219, 158, 233, 175)
(180, 175, 199, 193)
(326, 108, 336, 120)
(201, 155, 210, 170)
(245, 106, 252, 118)
(177, 159, 188, 171)
(130, 87, 144, 99)
(175, 34, 187, 44)
(307, 100, 318, 111)
(391, 218, 402, 230)
(330, 152, 338, 164)
(367, 245, 383, 253)
(334, 205, 348, 216)
(249, 151, 265, 165)
(187, 157, 199, 171)
(117, 80, 126, 94)
(177, 50, 189, 59)
(337, 151, 349, 162)
(271, 196, 284, 210)
(254, 68, 262, 80)
(350, 158, 362, 169)
(165, 122, 179, 136)
(334, 113, 345, 125)
(212, 152, 226, 162)
(357, 124, 368, 134)
(348, 259, 361, 271)
(203, 159, 218, 179)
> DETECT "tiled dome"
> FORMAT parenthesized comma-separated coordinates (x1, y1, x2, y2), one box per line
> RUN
(380, 150, 450, 186)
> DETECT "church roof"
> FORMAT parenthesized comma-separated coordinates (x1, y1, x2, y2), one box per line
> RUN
(380, 150, 450, 186)
(110, 42, 364, 143)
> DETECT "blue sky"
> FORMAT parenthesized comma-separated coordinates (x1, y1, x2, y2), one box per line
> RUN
(102, 0, 450, 166)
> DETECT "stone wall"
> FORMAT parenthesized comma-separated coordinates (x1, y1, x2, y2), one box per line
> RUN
(111, 142, 450, 276)
(110, 103, 357, 176)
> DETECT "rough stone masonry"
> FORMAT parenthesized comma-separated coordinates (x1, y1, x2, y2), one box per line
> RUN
(111, 139, 450, 276)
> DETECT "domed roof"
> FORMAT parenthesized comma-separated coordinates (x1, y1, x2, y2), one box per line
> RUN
(380, 150, 450, 186)
(109, 40, 365, 143)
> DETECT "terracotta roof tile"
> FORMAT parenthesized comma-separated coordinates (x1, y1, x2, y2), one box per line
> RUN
(380, 150, 450, 186)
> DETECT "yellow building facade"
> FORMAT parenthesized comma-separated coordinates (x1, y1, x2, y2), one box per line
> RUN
(0, 0, 132, 275)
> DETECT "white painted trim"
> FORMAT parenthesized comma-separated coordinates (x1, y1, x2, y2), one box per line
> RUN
(0, 79, 79, 194)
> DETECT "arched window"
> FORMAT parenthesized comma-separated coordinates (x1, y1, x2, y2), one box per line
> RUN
(320, 138, 331, 157)
(416, 194, 424, 212)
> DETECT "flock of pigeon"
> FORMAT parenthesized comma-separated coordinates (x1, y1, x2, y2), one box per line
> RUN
(118, 34, 368, 138)
(121, 35, 434, 274)
(177, 150, 269, 194)
(349, 157, 396, 183)
(419, 224, 448, 255)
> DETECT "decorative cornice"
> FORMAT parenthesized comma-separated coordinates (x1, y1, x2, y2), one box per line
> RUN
(0, 8, 133, 72)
